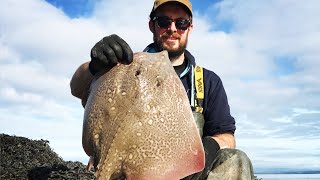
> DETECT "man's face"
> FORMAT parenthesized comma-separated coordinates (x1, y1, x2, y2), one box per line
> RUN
(150, 3, 193, 59)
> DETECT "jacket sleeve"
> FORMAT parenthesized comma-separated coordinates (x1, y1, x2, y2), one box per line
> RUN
(70, 62, 93, 107)
(202, 70, 236, 136)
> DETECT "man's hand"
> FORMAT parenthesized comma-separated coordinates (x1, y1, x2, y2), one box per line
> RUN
(183, 136, 220, 180)
(183, 134, 235, 180)
(212, 133, 236, 149)
(89, 34, 133, 75)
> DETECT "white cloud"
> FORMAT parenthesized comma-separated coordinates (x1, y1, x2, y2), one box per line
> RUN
(293, 108, 320, 116)
(196, 0, 320, 170)
(0, 0, 319, 171)
(271, 116, 293, 123)
(238, 137, 320, 170)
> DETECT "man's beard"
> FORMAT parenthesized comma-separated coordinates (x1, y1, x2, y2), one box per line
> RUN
(154, 32, 188, 59)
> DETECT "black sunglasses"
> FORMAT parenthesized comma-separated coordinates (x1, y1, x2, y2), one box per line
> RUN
(152, 16, 191, 30)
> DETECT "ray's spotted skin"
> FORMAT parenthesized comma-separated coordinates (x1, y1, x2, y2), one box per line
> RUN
(82, 51, 205, 180)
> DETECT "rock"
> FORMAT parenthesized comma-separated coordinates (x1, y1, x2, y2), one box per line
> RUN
(0, 133, 95, 179)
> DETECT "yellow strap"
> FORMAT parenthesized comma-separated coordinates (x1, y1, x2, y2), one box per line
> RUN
(194, 65, 204, 113)
(194, 65, 204, 99)
(195, 107, 203, 113)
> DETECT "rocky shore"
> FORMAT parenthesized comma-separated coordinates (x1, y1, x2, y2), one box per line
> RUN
(0, 133, 261, 180)
(0, 133, 95, 179)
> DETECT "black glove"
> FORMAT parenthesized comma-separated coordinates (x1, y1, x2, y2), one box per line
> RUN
(89, 34, 133, 75)
(182, 136, 220, 180)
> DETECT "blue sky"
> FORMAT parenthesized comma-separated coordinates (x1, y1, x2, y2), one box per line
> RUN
(1, 0, 320, 174)
(46, 0, 95, 17)
(46, 0, 221, 19)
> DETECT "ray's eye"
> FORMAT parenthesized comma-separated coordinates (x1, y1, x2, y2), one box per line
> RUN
(135, 69, 141, 76)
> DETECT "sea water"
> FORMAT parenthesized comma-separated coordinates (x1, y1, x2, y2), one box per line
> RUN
(256, 174, 320, 180)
